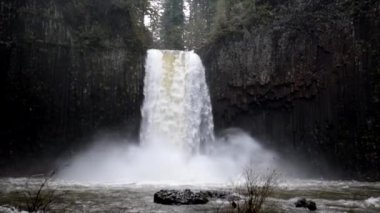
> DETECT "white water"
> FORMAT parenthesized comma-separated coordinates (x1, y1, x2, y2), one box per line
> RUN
(58, 49, 277, 184)
(2, 177, 380, 213)
(140, 49, 214, 154)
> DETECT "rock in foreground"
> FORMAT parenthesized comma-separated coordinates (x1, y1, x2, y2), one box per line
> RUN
(295, 198, 317, 211)
(154, 189, 209, 205)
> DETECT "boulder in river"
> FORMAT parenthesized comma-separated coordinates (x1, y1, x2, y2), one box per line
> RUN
(154, 189, 209, 205)
(295, 198, 317, 211)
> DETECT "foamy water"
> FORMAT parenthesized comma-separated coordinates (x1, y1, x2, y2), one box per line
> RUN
(57, 50, 278, 184)
(57, 130, 277, 184)
(1, 178, 379, 212)
(141, 49, 214, 153)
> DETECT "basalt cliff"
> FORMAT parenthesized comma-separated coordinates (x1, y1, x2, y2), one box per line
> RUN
(200, 0, 380, 180)
(0, 0, 147, 175)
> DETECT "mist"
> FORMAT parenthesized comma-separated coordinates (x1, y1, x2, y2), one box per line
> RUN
(57, 129, 278, 185)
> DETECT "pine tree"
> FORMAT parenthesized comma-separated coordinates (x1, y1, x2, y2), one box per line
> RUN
(185, 0, 217, 49)
(160, 0, 185, 49)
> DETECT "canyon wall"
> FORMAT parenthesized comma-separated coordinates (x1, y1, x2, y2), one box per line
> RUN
(0, 0, 147, 175)
(200, 0, 380, 180)
(1, 0, 379, 180)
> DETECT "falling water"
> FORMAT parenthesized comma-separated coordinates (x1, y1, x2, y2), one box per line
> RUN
(140, 49, 214, 153)
(58, 49, 278, 184)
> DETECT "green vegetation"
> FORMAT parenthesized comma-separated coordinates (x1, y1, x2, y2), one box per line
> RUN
(147, 0, 273, 50)
(57, 0, 151, 50)
(185, 0, 217, 49)
(209, 0, 273, 42)
(187, 0, 274, 49)
(16, 0, 152, 50)
(161, 0, 185, 49)
(214, 0, 260, 29)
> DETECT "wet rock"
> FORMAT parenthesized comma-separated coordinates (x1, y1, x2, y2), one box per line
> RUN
(295, 198, 307, 207)
(199, 190, 230, 199)
(199, 190, 242, 202)
(0, 0, 148, 176)
(307, 201, 317, 211)
(154, 189, 209, 205)
(226, 193, 243, 202)
(295, 198, 317, 211)
(199, 0, 380, 180)
(231, 201, 237, 209)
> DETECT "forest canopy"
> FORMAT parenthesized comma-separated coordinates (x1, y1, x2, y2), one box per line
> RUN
(143, 0, 272, 50)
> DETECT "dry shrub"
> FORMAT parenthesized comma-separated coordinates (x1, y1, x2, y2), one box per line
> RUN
(21, 171, 59, 213)
(218, 168, 278, 213)
(236, 168, 277, 213)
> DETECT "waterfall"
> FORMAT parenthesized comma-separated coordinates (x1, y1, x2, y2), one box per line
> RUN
(140, 49, 214, 153)
(58, 49, 278, 184)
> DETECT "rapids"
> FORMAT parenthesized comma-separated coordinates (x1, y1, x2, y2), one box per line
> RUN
(0, 178, 379, 212)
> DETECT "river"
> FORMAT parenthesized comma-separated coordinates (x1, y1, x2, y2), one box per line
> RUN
(1, 178, 379, 212)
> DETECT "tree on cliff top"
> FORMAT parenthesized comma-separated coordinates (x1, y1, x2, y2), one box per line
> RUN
(160, 0, 185, 49)
(185, 0, 217, 49)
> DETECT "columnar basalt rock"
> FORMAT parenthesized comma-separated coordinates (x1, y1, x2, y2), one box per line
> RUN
(199, 0, 380, 180)
(0, 0, 148, 175)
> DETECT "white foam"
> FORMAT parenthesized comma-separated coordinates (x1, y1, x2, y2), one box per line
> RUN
(57, 50, 277, 184)
(141, 49, 214, 153)
(0, 206, 26, 213)
(365, 197, 380, 208)
(58, 130, 277, 184)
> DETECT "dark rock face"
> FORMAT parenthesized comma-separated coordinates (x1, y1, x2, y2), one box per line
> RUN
(199, 0, 380, 180)
(0, 0, 148, 175)
(295, 198, 317, 211)
(154, 189, 209, 205)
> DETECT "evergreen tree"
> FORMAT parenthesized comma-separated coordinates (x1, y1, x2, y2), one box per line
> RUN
(145, 0, 162, 46)
(161, 0, 185, 49)
(185, 0, 217, 49)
